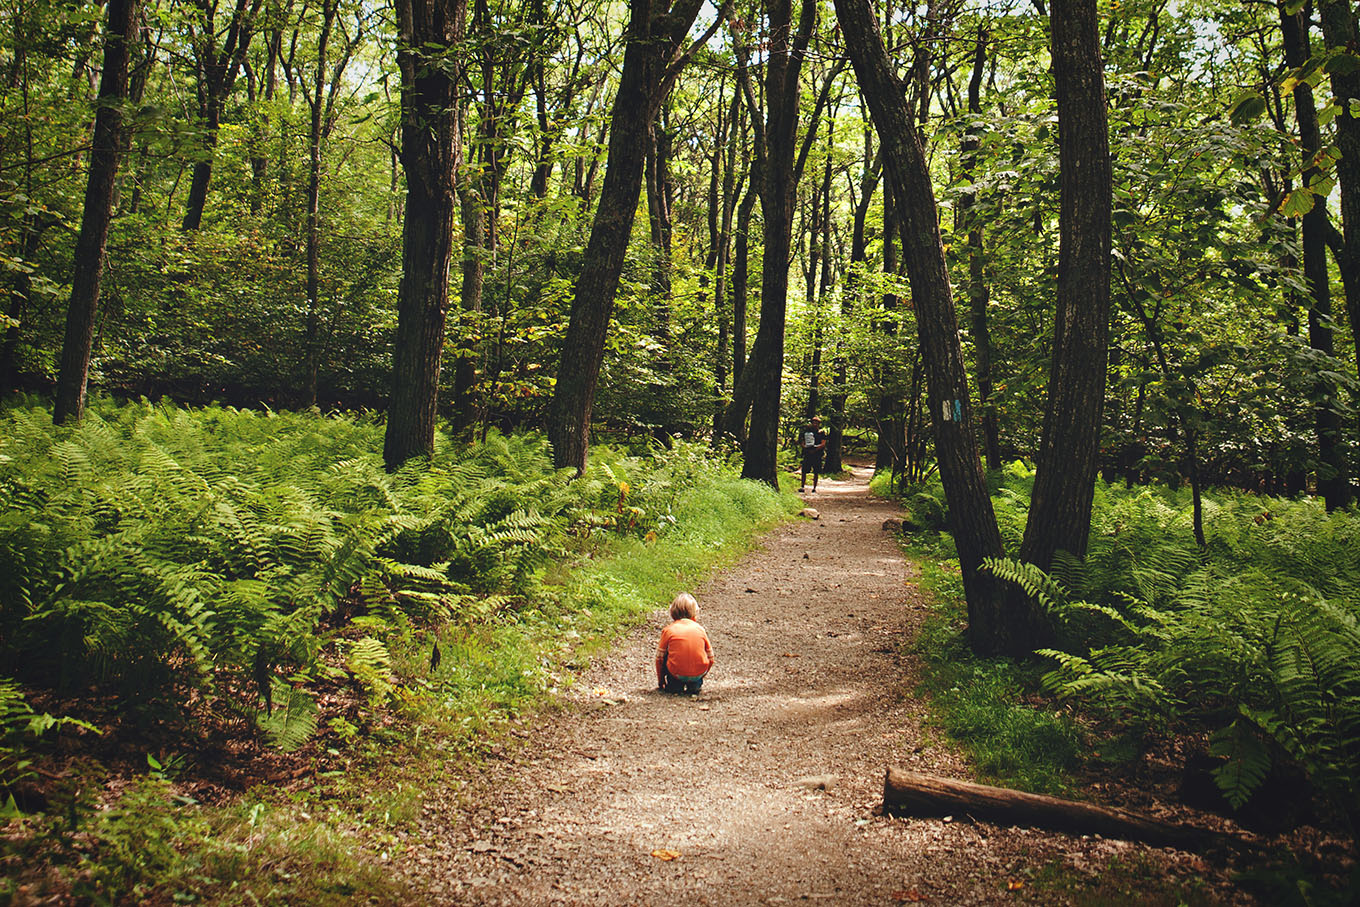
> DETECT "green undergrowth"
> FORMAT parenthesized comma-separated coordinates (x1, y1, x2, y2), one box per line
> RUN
(0, 398, 797, 903)
(902, 530, 1083, 795)
(885, 461, 1360, 853)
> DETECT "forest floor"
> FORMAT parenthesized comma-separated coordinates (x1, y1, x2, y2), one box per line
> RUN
(390, 466, 1266, 905)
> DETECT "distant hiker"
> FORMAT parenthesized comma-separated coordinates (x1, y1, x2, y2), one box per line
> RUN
(656, 592, 714, 694)
(799, 416, 827, 492)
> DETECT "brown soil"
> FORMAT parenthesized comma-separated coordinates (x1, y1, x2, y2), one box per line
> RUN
(393, 466, 1255, 905)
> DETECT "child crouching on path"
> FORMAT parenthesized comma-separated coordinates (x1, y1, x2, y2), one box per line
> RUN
(656, 592, 714, 694)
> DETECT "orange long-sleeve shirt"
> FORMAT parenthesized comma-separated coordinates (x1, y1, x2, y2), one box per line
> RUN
(656, 618, 714, 678)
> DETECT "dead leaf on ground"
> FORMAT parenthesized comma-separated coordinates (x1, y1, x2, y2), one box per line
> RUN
(891, 890, 926, 902)
(780, 653, 800, 658)
(650, 849, 682, 861)
(1006, 879, 1025, 891)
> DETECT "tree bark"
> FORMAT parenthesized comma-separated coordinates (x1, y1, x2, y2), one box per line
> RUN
(1006, 0, 1113, 649)
(883, 769, 1231, 851)
(1318, 0, 1360, 485)
(958, 24, 1001, 472)
(712, 80, 742, 442)
(547, 0, 712, 472)
(835, 0, 1007, 645)
(383, 0, 466, 470)
(180, 0, 260, 232)
(1282, 5, 1350, 511)
(874, 178, 904, 475)
(53, 0, 139, 424)
(736, 0, 817, 487)
(302, 0, 338, 408)
(731, 174, 758, 393)
(824, 135, 879, 474)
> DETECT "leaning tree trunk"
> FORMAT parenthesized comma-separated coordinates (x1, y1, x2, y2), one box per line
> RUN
(1008, 0, 1113, 648)
(53, 0, 138, 425)
(547, 0, 710, 472)
(383, 0, 466, 470)
(834, 0, 1007, 647)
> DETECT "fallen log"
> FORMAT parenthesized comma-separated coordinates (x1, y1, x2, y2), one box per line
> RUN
(883, 768, 1235, 851)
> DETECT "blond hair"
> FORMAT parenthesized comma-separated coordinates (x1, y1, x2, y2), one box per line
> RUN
(669, 592, 698, 621)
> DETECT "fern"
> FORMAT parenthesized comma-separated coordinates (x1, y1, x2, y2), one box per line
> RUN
(987, 473, 1360, 826)
(344, 637, 394, 700)
(255, 682, 320, 752)
(1, 400, 765, 752)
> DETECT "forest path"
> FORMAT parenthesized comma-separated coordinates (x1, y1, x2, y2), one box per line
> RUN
(395, 466, 1213, 905)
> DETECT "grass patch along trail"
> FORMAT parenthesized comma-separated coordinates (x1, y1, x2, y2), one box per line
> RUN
(393, 466, 1233, 905)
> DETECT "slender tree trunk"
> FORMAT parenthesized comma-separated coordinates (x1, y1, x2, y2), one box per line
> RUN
(383, 0, 466, 469)
(836, 0, 1010, 651)
(547, 0, 710, 472)
(181, 0, 259, 232)
(302, 0, 335, 408)
(1282, 5, 1350, 511)
(826, 133, 879, 474)
(53, 0, 138, 424)
(958, 24, 1001, 471)
(803, 155, 826, 421)
(1014, 0, 1113, 587)
(731, 176, 758, 392)
(874, 179, 903, 473)
(712, 87, 741, 442)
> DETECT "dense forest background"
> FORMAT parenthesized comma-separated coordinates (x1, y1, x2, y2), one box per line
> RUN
(4, 0, 1355, 495)
(3, 0, 1360, 899)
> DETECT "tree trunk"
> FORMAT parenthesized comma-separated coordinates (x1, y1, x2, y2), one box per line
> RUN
(180, 0, 259, 232)
(547, 0, 709, 472)
(53, 0, 138, 424)
(1318, 0, 1360, 495)
(836, 0, 1007, 645)
(1008, 0, 1113, 646)
(731, 175, 758, 393)
(826, 135, 879, 474)
(958, 24, 1001, 472)
(874, 178, 904, 475)
(737, 0, 816, 487)
(383, 0, 466, 470)
(302, 0, 336, 408)
(883, 769, 1231, 851)
(1282, 5, 1350, 511)
(712, 86, 742, 443)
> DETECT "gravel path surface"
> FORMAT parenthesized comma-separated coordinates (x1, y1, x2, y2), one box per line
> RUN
(395, 466, 1238, 905)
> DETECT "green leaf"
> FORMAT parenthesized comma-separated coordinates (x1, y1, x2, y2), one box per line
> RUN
(1209, 719, 1272, 809)
(1279, 188, 1315, 218)
(1229, 93, 1267, 125)
(1323, 52, 1360, 77)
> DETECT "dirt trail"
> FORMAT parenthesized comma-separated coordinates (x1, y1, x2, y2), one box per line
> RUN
(396, 466, 1223, 905)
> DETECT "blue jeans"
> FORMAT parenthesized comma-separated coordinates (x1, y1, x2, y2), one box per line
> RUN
(662, 673, 706, 694)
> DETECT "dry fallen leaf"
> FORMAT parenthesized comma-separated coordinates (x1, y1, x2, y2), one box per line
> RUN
(891, 889, 926, 902)
(650, 849, 681, 861)
(593, 687, 608, 696)
(1006, 879, 1025, 891)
